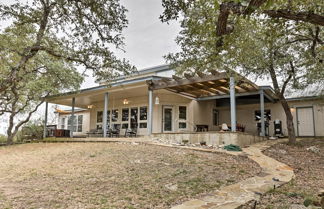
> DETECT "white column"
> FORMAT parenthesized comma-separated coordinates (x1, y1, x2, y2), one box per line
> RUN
(70, 97, 75, 138)
(230, 77, 236, 132)
(43, 102, 48, 139)
(148, 89, 153, 135)
(260, 90, 265, 136)
(103, 92, 109, 137)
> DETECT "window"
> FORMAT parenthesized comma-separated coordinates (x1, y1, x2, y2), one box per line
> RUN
(67, 115, 76, 132)
(67, 115, 83, 132)
(107, 110, 110, 123)
(61, 118, 65, 129)
(97, 111, 103, 123)
(255, 109, 271, 121)
(139, 123, 147, 128)
(122, 108, 129, 121)
(77, 115, 83, 132)
(140, 106, 147, 120)
(113, 124, 121, 130)
(179, 106, 187, 120)
(112, 109, 118, 122)
(179, 122, 186, 129)
(122, 123, 129, 129)
(178, 106, 187, 129)
(213, 109, 219, 126)
(130, 107, 138, 129)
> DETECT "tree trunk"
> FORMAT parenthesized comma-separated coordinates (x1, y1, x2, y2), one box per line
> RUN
(6, 134, 14, 145)
(280, 97, 296, 144)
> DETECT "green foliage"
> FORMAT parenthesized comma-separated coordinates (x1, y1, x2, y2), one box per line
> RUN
(0, 0, 135, 81)
(0, 134, 6, 143)
(303, 198, 313, 207)
(21, 118, 44, 141)
(0, 0, 136, 144)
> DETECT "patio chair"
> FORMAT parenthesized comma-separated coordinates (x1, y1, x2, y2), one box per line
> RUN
(221, 123, 230, 131)
(86, 129, 97, 137)
(111, 128, 120, 138)
(124, 128, 137, 137)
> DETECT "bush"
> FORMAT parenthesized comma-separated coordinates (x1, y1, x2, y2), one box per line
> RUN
(21, 119, 44, 141)
(0, 134, 6, 143)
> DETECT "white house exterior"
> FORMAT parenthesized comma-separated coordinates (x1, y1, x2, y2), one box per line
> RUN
(46, 64, 324, 138)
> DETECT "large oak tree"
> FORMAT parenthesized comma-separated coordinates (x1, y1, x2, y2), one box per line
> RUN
(160, 0, 323, 144)
(0, 0, 135, 144)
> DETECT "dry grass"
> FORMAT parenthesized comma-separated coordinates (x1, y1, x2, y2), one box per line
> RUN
(0, 142, 260, 209)
(241, 138, 324, 209)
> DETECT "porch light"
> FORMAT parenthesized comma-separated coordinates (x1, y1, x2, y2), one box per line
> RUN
(123, 99, 129, 105)
(87, 105, 93, 109)
(155, 96, 160, 105)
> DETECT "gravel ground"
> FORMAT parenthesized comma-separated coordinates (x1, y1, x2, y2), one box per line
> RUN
(0, 142, 260, 209)
(240, 138, 324, 209)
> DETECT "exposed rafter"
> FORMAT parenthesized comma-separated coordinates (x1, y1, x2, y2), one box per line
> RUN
(147, 71, 260, 99)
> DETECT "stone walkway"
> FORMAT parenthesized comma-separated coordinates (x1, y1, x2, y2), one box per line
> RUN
(170, 140, 295, 209)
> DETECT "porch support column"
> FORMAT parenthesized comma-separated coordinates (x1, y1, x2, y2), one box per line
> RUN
(70, 97, 75, 138)
(230, 77, 236, 132)
(103, 92, 109, 137)
(260, 89, 265, 136)
(43, 101, 48, 139)
(148, 89, 153, 135)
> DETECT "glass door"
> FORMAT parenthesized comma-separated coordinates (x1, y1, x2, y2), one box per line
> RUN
(163, 106, 173, 132)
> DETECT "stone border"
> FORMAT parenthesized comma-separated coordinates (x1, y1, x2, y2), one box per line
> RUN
(37, 138, 294, 209)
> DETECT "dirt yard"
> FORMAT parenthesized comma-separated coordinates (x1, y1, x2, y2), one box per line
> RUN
(241, 138, 324, 209)
(0, 142, 260, 209)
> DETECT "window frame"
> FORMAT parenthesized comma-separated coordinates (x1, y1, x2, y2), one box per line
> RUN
(213, 109, 219, 126)
(178, 105, 188, 130)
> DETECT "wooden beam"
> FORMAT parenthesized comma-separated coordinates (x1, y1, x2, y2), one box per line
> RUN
(196, 71, 207, 78)
(172, 75, 182, 81)
(208, 70, 222, 76)
(201, 81, 230, 94)
(190, 83, 220, 95)
(166, 87, 199, 98)
(150, 72, 227, 90)
(184, 73, 195, 80)
(161, 77, 172, 83)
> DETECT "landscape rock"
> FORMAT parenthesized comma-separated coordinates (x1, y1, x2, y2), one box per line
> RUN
(165, 183, 178, 191)
(306, 146, 320, 153)
(278, 149, 288, 154)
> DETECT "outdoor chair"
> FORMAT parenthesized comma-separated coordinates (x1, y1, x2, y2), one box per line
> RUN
(110, 128, 120, 138)
(124, 128, 137, 137)
(86, 129, 97, 137)
(221, 123, 230, 131)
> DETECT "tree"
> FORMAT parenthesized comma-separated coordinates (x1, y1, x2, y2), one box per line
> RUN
(0, 0, 135, 144)
(161, 0, 324, 37)
(160, 0, 323, 144)
(0, 25, 83, 144)
(0, 0, 135, 95)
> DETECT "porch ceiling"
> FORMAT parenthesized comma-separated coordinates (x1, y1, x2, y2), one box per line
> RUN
(147, 70, 260, 99)
(46, 84, 149, 108)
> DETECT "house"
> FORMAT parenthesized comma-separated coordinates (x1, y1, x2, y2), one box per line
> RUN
(54, 108, 90, 137)
(45, 64, 324, 144)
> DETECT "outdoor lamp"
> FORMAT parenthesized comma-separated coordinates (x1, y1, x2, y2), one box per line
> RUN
(123, 99, 129, 105)
(155, 96, 160, 105)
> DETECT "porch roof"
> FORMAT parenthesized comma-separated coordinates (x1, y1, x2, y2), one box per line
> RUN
(147, 71, 277, 101)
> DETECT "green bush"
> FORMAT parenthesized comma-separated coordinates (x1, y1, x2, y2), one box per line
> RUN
(0, 134, 7, 143)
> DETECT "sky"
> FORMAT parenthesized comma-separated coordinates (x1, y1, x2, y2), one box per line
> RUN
(0, 0, 181, 135)
(81, 0, 181, 89)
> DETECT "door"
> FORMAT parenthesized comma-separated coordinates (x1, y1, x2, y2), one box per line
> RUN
(163, 106, 173, 132)
(297, 107, 315, 136)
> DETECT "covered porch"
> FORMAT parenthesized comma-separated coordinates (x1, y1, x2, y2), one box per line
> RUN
(44, 70, 277, 144)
